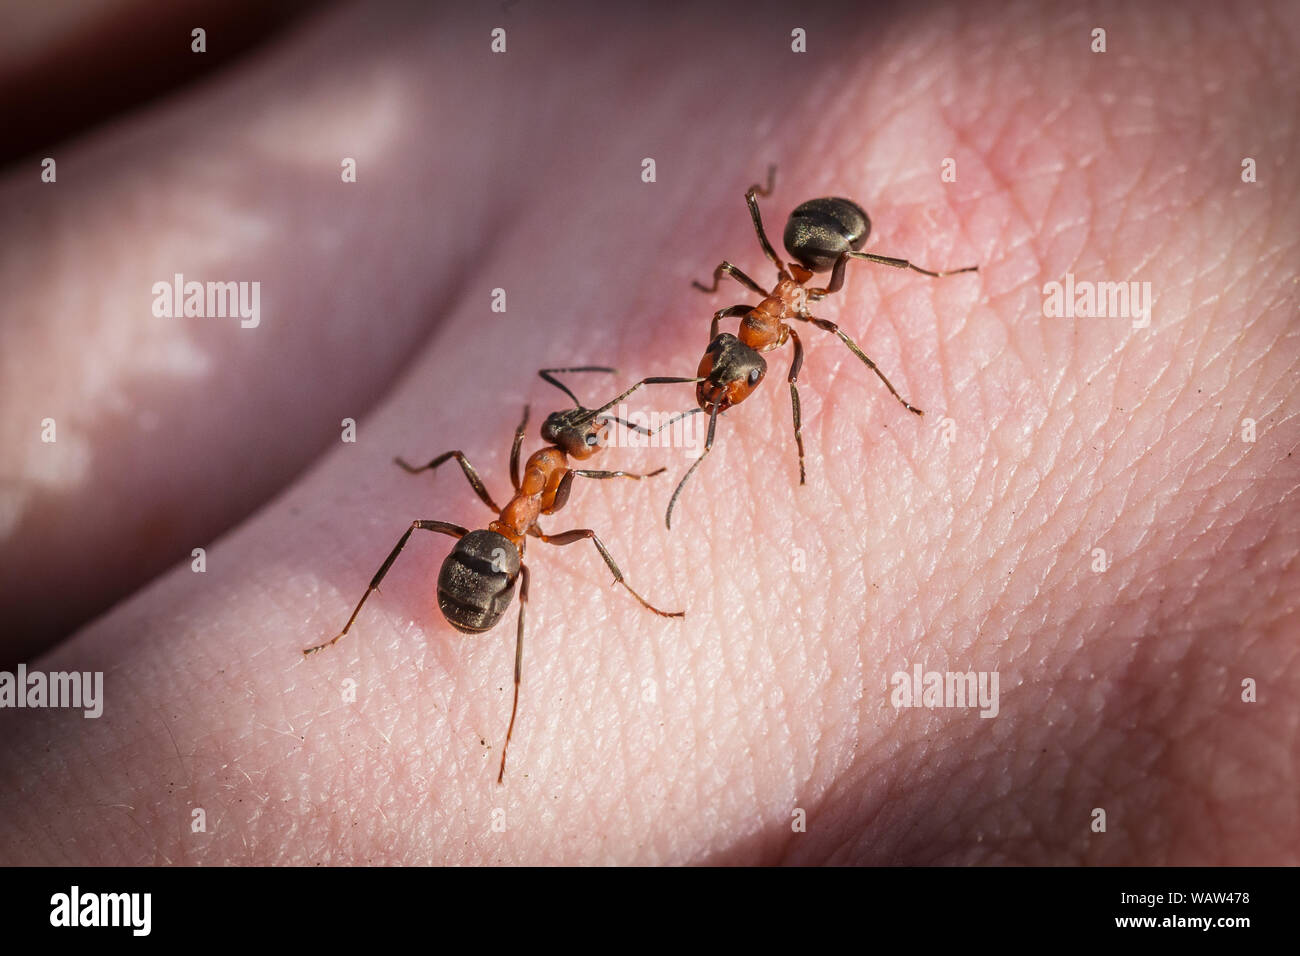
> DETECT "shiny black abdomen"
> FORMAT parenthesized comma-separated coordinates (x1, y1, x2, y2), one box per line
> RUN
(783, 197, 871, 273)
(437, 529, 521, 633)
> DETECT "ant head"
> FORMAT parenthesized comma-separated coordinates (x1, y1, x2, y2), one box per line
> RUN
(783, 197, 871, 273)
(541, 408, 608, 460)
(696, 333, 767, 412)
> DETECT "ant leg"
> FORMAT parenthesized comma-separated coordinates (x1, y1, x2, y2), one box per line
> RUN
(850, 250, 979, 278)
(395, 450, 503, 513)
(666, 403, 720, 530)
(745, 166, 786, 277)
(536, 529, 684, 618)
(572, 467, 667, 480)
(806, 252, 851, 298)
(690, 165, 780, 290)
(787, 328, 807, 485)
(303, 520, 468, 655)
(795, 314, 924, 416)
(498, 562, 529, 784)
(539, 367, 617, 408)
(510, 404, 530, 492)
(808, 250, 978, 298)
(711, 304, 751, 342)
(692, 261, 768, 296)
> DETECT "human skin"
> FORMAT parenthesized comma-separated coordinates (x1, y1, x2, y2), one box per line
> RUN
(0, 0, 1296, 864)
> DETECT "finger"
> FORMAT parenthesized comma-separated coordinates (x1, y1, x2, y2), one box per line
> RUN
(0, 0, 324, 168)
(0, 2, 541, 658)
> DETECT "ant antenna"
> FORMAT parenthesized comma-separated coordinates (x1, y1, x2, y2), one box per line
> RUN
(665, 403, 720, 529)
(538, 366, 617, 409)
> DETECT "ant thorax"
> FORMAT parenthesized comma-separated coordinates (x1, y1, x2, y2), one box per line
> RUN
(788, 282, 809, 315)
(770, 277, 808, 316)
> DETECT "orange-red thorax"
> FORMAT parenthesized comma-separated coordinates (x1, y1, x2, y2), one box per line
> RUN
(738, 277, 806, 353)
(489, 446, 570, 549)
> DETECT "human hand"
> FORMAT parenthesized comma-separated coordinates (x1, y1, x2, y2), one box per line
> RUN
(1, 0, 1295, 864)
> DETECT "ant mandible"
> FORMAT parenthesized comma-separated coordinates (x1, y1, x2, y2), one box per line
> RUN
(665, 166, 978, 528)
(304, 367, 697, 783)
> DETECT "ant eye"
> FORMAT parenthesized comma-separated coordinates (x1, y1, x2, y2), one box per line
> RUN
(585, 434, 598, 446)
(748, 368, 761, 384)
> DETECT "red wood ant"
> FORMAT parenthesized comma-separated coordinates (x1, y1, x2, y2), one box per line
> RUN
(666, 166, 978, 528)
(304, 367, 697, 783)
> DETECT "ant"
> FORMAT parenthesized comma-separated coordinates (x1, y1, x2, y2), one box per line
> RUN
(666, 166, 978, 528)
(304, 366, 698, 783)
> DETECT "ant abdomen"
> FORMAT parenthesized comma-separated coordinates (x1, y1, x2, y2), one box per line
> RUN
(437, 529, 521, 633)
(783, 197, 872, 273)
